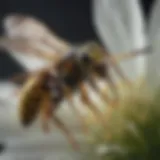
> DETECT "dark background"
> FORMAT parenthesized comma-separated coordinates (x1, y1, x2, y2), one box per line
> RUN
(0, 0, 156, 80)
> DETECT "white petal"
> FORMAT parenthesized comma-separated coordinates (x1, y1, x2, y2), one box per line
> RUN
(146, 0, 160, 89)
(92, 0, 147, 81)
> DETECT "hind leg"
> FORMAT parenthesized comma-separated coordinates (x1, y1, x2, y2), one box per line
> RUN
(40, 98, 79, 150)
(64, 86, 88, 134)
(40, 97, 52, 133)
(52, 115, 80, 150)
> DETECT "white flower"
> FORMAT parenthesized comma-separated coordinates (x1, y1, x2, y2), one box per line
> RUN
(92, 0, 147, 82)
(0, 0, 159, 160)
(146, 0, 160, 90)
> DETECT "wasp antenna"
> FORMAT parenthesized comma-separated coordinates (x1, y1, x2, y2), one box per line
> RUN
(134, 44, 153, 54)
(112, 45, 152, 62)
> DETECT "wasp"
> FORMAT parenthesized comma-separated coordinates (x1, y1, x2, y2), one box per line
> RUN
(17, 69, 81, 150)
(0, 14, 151, 150)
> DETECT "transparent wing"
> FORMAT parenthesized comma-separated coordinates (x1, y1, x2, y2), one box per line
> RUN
(0, 37, 63, 63)
(0, 13, 73, 70)
(2, 13, 149, 67)
(3, 13, 71, 53)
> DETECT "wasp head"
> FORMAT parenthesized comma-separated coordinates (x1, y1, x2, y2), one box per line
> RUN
(80, 41, 105, 64)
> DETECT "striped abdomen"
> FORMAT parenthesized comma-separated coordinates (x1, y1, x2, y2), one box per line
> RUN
(19, 77, 46, 127)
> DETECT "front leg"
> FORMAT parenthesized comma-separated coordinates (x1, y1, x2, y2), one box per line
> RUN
(105, 72, 120, 104)
(79, 82, 106, 127)
(88, 75, 117, 107)
(107, 54, 132, 87)
(93, 63, 120, 105)
(40, 95, 52, 133)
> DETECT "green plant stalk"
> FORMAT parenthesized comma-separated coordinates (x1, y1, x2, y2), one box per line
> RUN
(85, 84, 160, 160)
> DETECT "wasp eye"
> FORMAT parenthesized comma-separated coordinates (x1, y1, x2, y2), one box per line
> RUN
(81, 53, 91, 64)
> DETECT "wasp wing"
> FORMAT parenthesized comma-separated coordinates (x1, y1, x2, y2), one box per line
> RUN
(1, 13, 71, 60)
(3, 14, 71, 52)
(0, 37, 63, 62)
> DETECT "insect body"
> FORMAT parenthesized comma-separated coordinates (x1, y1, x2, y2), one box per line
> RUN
(55, 51, 108, 127)
(18, 70, 79, 150)
(6, 40, 151, 139)
(19, 72, 49, 126)
(56, 42, 122, 107)
(18, 50, 108, 132)
(0, 13, 151, 151)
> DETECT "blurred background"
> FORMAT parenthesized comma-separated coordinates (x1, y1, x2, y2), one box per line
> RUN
(0, 0, 157, 160)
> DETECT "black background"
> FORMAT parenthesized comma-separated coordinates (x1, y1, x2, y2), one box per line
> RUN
(0, 0, 156, 80)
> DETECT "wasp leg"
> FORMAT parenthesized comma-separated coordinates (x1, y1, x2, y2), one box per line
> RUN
(10, 72, 29, 83)
(9, 67, 51, 84)
(106, 76, 121, 108)
(107, 54, 132, 86)
(106, 72, 120, 102)
(88, 76, 116, 107)
(40, 97, 52, 133)
(92, 63, 120, 106)
(52, 114, 80, 150)
(113, 45, 151, 62)
(40, 95, 79, 150)
(64, 87, 88, 134)
(93, 65, 119, 106)
(79, 82, 106, 127)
